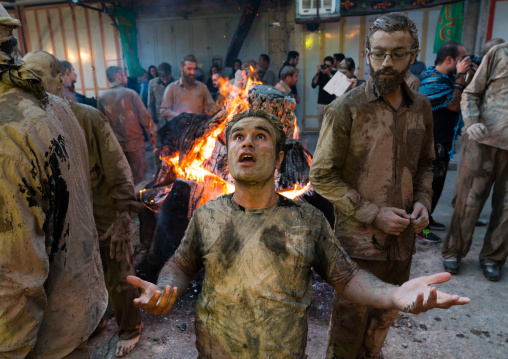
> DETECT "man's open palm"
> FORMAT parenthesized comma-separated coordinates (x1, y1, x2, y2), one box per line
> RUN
(127, 275, 178, 316)
(393, 272, 470, 314)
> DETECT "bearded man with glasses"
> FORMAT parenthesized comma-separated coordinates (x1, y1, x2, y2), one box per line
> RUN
(311, 12, 435, 358)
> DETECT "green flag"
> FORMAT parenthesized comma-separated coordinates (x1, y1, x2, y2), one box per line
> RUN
(116, 6, 145, 78)
(434, 2, 463, 53)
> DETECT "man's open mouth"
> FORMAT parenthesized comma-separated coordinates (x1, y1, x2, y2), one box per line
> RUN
(239, 154, 256, 162)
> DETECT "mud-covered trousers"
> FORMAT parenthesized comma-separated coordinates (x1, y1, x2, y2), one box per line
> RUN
(99, 243, 142, 341)
(442, 139, 508, 267)
(326, 257, 411, 359)
(124, 139, 148, 184)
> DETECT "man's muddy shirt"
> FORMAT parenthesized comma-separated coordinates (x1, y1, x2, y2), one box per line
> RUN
(147, 77, 169, 125)
(461, 43, 508, 151)
(310, 78, 435, 261)
(171, 194, 358, 358)
(97, 84, 154, 152)
(160, 78, 215, 120)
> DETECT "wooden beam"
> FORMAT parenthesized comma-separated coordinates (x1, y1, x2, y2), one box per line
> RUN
(14, 5, 31, 55)
(70, 4, 86, 95)
(83, 7, 99, 98)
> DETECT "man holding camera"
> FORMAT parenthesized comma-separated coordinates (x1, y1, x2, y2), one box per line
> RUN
(311, 56, 336, 127)
(418, 42, 477, 243)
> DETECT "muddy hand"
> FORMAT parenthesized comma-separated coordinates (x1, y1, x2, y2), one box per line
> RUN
(410, 201, 429, 233)
(393, 272, 470, 314)
(127, 275, 178, 316)
(373, 207, 410, 235)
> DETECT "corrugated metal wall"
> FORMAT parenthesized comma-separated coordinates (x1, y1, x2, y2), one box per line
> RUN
(8, 3, 123, 98)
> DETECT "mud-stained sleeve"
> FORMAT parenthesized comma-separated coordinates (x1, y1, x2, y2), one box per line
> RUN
(134, 93, 155, 139)
(461, 51, 492, 128)
(88, 110, 139, 211)
(0, 157, 48, 357)
(311, 211, 359, 287)
(310, 101, 380, 224)
(413, 100, 435, 212)
(171, 214, 203, 276)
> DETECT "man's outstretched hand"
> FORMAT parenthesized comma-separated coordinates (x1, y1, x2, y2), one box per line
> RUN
(392, 272, 470, 314)
(127, 275, 178, 316)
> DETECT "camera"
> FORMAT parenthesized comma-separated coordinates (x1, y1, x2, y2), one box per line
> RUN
(461, 54, 483, 66)
(320, 64, 328, 70)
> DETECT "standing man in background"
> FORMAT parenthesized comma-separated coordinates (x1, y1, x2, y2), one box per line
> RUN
(418, 42, 476, 243)
(98, 66, 156, 184)
(279, 51, 300, 104)
(60, 60, 78, 102)
(311, 56, 336, 127)
(160, 55, 215, 121)
(258, 53, 276, 86)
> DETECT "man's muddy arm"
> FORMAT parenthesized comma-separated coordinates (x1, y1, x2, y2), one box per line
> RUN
(157, 258, 195, 300)
(335, 270, 470, 314)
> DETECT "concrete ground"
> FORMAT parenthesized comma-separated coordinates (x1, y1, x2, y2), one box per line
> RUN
(89, 153, 508, 359)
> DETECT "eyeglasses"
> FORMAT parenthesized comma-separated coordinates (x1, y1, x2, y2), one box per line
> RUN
(367, 49, 416, 61)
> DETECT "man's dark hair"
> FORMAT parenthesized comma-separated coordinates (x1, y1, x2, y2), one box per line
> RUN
(158, 62, 172, 78)
(324, 56, 334, 64)
(435, 42, 462, 66)
(333, 53, 345, 63)
(280, 66, 298, 81)
(260, 54, 270, 64)
(225, 109, 286, 154)
(60, 60, 73, 74)
(181, 55, 197, 67)
(343, 57, 356, 71)
(286, 51, 299, 63)
(106, 66, 123, 83)
(366, 12, 419, 51)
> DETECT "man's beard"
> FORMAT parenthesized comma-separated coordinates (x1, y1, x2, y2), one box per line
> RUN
(182, 72, 195, 85)
(369, 62, 409, 94)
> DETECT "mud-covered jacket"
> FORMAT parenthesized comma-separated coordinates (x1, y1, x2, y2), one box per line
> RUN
(0, 88, 107, 358)
(310, 78, 435, 261)
(68, 101, 142, 236)
(461, 43, 508, 151)
(97, 83, 155, 152)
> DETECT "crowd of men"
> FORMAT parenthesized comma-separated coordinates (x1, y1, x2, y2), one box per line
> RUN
(1, 3, 507, 358)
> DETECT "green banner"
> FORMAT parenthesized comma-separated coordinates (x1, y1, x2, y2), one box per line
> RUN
(434, 2, 463, 54)
(116, 6, 145, 78)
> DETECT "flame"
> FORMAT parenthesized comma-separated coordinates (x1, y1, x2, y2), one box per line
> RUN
(278, 182, 312, 200)
(292, 117, 299, 140)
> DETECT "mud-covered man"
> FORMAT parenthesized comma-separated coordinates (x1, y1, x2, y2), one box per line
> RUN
(98, 66, 156, 184)
(442, 42, 508, 281)
(23, 50, 144, 357)
(0, 6, 107, 357)
(128, 109, 468, 358)
(310, 13, 436, 358)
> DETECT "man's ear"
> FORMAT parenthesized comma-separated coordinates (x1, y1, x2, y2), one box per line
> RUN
(275, 151, 284, 171)
(410, 50, 419, 65)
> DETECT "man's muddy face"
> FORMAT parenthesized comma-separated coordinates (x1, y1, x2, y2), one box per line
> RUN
(227, 117, 283, 185)
(23, 52, 63, 96)
(181, 61, 196, 84)
(367, 30, 415, 94)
